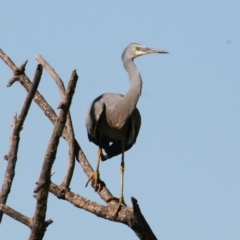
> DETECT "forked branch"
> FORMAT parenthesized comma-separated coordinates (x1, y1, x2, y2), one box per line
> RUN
(0, 49, 157, 240)
(0, 64, 43, 223)
(35, 55, 75, 189)
(29, 70, 78, 240)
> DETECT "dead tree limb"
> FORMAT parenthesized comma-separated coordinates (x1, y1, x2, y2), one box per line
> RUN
(49, 182, 157, 240)
(0, 49, 158, 240)
(0, 48, 114, 202)
(35, 55, 75, 189)
(0, 204, 31, 227)
(29, 70, 78, 240)
(0, 64, 43, 223)
(0, 49, 58, 127)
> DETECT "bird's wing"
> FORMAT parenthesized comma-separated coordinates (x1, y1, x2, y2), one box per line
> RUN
(132, 107, 141, 143)
(86, 99, 105, 142)
(126, 107, 141, 146)
(101, 107, 141, 161)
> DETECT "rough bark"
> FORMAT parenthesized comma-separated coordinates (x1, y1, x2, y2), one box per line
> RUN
(0, 64, 43, 222)
(29, 70, 78, 240)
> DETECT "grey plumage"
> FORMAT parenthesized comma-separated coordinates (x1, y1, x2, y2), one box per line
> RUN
(86, 93, 141, 160)
(85, 43, 168, 214)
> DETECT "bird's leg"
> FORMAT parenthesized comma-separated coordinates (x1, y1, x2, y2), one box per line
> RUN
(115, 148, 128, 215)
(85, 148, 102, 191)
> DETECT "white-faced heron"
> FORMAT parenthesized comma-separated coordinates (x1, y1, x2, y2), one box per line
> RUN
(85, 43, 168, 214)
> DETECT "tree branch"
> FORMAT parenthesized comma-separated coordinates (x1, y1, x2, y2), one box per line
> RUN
(0, 50, 158, 239)
(49, 182, 157, 240)
(0, 49, 59, 127)
(0, 204, 52, 229)
(0, 64, 43, 223)
(0, 49, 114, 203)
(35, 55, 75, 189)
(29, 70, 78, 240)
(0, 204, 31, 227)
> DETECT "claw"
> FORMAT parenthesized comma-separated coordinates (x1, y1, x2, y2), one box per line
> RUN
(115, 197, 126, 214)
(85, 171, 102, 192)
(107, 196, 128, 215)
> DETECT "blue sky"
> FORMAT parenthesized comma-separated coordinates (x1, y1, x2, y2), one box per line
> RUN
(0, 1, 240, 239)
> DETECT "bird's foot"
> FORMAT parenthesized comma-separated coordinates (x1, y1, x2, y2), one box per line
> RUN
(85, 171, 104, 192)
(115, 196, 128, 215)
(107, 196, 129, 215)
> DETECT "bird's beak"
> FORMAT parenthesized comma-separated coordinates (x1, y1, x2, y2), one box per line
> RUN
(135, 47, 169, 58)
(144, 47, 169, 54)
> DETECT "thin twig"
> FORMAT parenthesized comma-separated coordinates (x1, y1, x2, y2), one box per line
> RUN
(7, 76, 19, 87)
(0, 64, 43, 223)
(62, 118, 75, 188)
(29, 70, 78, 240)
(35, 55, 65, 99)
(0, 49, 59, 128)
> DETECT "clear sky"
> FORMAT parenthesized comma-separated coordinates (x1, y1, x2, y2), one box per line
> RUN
(0, 1, 239, 239)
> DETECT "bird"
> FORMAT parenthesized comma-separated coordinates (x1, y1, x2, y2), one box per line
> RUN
(85, 43, 168, 214)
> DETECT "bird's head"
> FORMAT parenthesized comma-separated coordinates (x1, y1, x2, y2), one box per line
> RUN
(122, 43, 168, 61)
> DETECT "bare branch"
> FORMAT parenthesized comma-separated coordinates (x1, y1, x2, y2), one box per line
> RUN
(0, 204, 31, 227)
(131, 197, 157, 240)
(14, 64, 43, 132)
(0, 64, 43, 223)
(49, 182, 157, 240)
(7, 76, 19, 87)
(18, 60, 28, 72)
(35, 55, 65, 99)
(74, 140, 115, 202)
(0, 48, 18, 71)
(0, 49, 59, 127)
(61, 124, 75, 188)
(49, 182, 111, 216)
(1, 50, 157, 239)
(35, 55, 76, 189)
(0, 50, 113, 201)
(49, 182, 130, 222)
(29, 70, 78, 240)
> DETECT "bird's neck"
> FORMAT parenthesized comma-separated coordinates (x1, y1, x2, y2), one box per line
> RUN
(123, 59, 142, 107)
(116, 59, 142, 123)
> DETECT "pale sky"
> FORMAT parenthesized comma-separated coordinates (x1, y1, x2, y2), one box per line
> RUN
(0, 1, 240, 239)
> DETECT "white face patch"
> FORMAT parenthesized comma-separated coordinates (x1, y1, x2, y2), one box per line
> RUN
(133, 45, 144, 58)
(133, 45, 144, 51)
(134, 46, 139, 51)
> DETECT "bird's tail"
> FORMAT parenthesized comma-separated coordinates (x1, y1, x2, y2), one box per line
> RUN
(101, 142, 133, 161)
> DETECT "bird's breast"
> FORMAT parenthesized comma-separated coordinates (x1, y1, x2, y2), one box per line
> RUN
(97, 110, 130, 141)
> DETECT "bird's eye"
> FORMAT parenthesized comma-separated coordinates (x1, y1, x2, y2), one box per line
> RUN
(134, 46, 140, 51)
